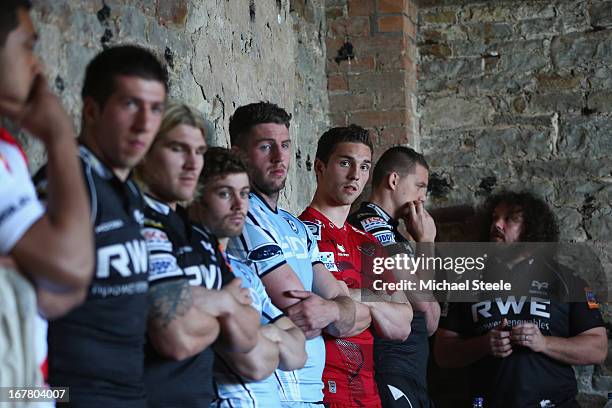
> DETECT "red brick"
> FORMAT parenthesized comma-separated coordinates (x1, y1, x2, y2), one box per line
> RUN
(329, 17, 370, 38)
(378, 15, 406, 33)
(377, 0, 408, 14)
(329, 93, 375, 113)
(348, 71, 407, 91)
(350, 110, 410, 128)
(326, 38, 346, 52)
(377, 126, 413, 146)
(329, 112, 349, 127)
(326, 56, 376, 74)
(377, 88, 408, 110)
(348, 0, 374, 16)
(350, 36, 407, 57)
(328, 74, 349, 91)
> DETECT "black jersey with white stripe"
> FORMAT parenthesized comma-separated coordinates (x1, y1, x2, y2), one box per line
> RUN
(35, 145, 149, 406)
(348, 201, 430, 387)
(142, 195, 234, 408)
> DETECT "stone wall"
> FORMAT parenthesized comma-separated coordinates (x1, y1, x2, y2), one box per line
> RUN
(17, 0, 327, 214)
(416, 0, 612, 405)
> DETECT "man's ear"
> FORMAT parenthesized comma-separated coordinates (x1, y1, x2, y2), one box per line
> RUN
(82, 96, 101, 127)
(387, 172, 399, 191)
(314, 158, 326, 178)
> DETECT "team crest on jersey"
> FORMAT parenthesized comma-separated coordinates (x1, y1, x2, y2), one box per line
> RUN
(285, 218, 299, 233)
(303, 220, 322, 241)
(248, 243, 283, 262)
(320, 252, 337, 271)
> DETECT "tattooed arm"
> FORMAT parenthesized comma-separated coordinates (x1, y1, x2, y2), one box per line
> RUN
(147, 278, 220, 361)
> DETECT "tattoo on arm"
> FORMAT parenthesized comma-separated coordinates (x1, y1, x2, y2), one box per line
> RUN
(148, 279, 193, 329)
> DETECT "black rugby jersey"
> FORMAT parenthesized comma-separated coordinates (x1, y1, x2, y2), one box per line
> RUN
(142, 195, 234, 408)
(440, 257, 604, 408)
(348, 201, 430, 387)
(35, 145, 149, 407)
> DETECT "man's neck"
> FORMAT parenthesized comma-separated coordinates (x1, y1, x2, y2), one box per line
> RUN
(309, 190, 349, 228)
(148, 191, 177, 211)
(80, 131, 129, 182)
(253, 185, 279, 211)
(369, 189, 397, 220)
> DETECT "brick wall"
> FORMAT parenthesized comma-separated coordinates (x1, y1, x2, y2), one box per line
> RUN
(326, 0, 419, 160)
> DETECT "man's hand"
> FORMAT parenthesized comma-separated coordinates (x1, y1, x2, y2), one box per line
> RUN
(285, 290, 339, 339)
(16, 74, 75, 144)
(223, 278, 252, 307)
(486, 319, 512, 358)
(403, 201, 436, 242)
(511, 322, 546, 353)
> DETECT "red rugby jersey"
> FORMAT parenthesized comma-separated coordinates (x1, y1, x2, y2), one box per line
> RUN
(299, 206, 381, 407)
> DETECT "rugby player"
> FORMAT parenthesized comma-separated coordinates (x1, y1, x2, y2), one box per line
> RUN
(434, 191, 607, 407)
(0, 0, 93, 314)
(299, 125, 413, 408)
(34, 45, 166, 406)
(348, 146, 440, 407)
(226, 101, 370, 407)
(192, 146, 307, 407)
(137, 103, 259, 407)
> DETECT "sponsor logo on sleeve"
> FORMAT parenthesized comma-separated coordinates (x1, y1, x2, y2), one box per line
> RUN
(361, 216, 387, 232)
(142, 227, 172, 252)
(285, 218, 299, 233)
(320, 251, 337, 271)
(248, 243, 283, 262)
(149, 253, 181, 280)
(373, 231, 395, 244)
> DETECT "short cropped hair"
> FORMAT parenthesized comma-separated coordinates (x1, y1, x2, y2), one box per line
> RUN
(479, 191, 559, 242)
(372, 146, 429, 188)
(82, 45, 167, 108)
(315, 124, 373, 165)
(152, 101, 208, 147)
(199, 147, 249, 187)
(229, 101, 291, 147)
(0, 0, 31, 47)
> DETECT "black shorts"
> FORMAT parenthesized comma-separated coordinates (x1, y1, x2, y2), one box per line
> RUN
(376, 372, 433, 408)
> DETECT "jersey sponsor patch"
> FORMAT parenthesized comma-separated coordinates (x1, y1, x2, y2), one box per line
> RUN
(149, 253, 181, 280)
(95, 219, 125, 234)
(373, 231, 395, 244)
(303, 220, 322, 241)
(361, 216, 387, 232)
(143, 227, 172, 252)
(327, 380, 336, 394)
(286, 218, 299, 233)
(248, 243, 283, 262)
(585, 288, 599, 309)
(320, 251, 337, 271)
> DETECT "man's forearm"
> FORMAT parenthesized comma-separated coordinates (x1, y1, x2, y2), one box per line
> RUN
(218, 330, 280, 382)
(275, 325, 307, 371)
(541, 332, 607, 365)
(217, 305, 261, 353)
(411, 301, 440, 336)
(324, 295, 356, 338)
(363, 301, 412, 341)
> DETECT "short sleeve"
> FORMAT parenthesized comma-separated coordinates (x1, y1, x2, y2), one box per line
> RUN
(438, 301, 470, 335)
(226, 216, 286, 278)
(143, 222, 183, 285)
(568, 275, 605, 335)
(0, 137, 43, 254)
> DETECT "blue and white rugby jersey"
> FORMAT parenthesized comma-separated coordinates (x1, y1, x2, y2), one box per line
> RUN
(212, 254, 285, 408)
(227, 192, 325, 404)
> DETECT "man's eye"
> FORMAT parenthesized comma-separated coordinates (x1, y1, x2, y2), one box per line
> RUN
(218, 191, 230, 199)
(260, 144, 271, 151)
(151, 105, 164, 115)
(360, 164, 370, 171)
(281, 142, 290, 150)
(340, 161, 350, 167)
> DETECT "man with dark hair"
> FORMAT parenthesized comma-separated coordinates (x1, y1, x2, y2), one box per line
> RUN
(191, 147, 307, 407)
(227, 101, 369, 407)
(348, 146, 440, 408)
(435, 191, 608, 407)
(137, 106, 260, 408)
(34, 45, 167, 407)
(300, 126, 413, 408)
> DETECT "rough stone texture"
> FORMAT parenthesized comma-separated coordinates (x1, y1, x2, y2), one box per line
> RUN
(14, 0, 327, 214)
(418, 1, 612, 405)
